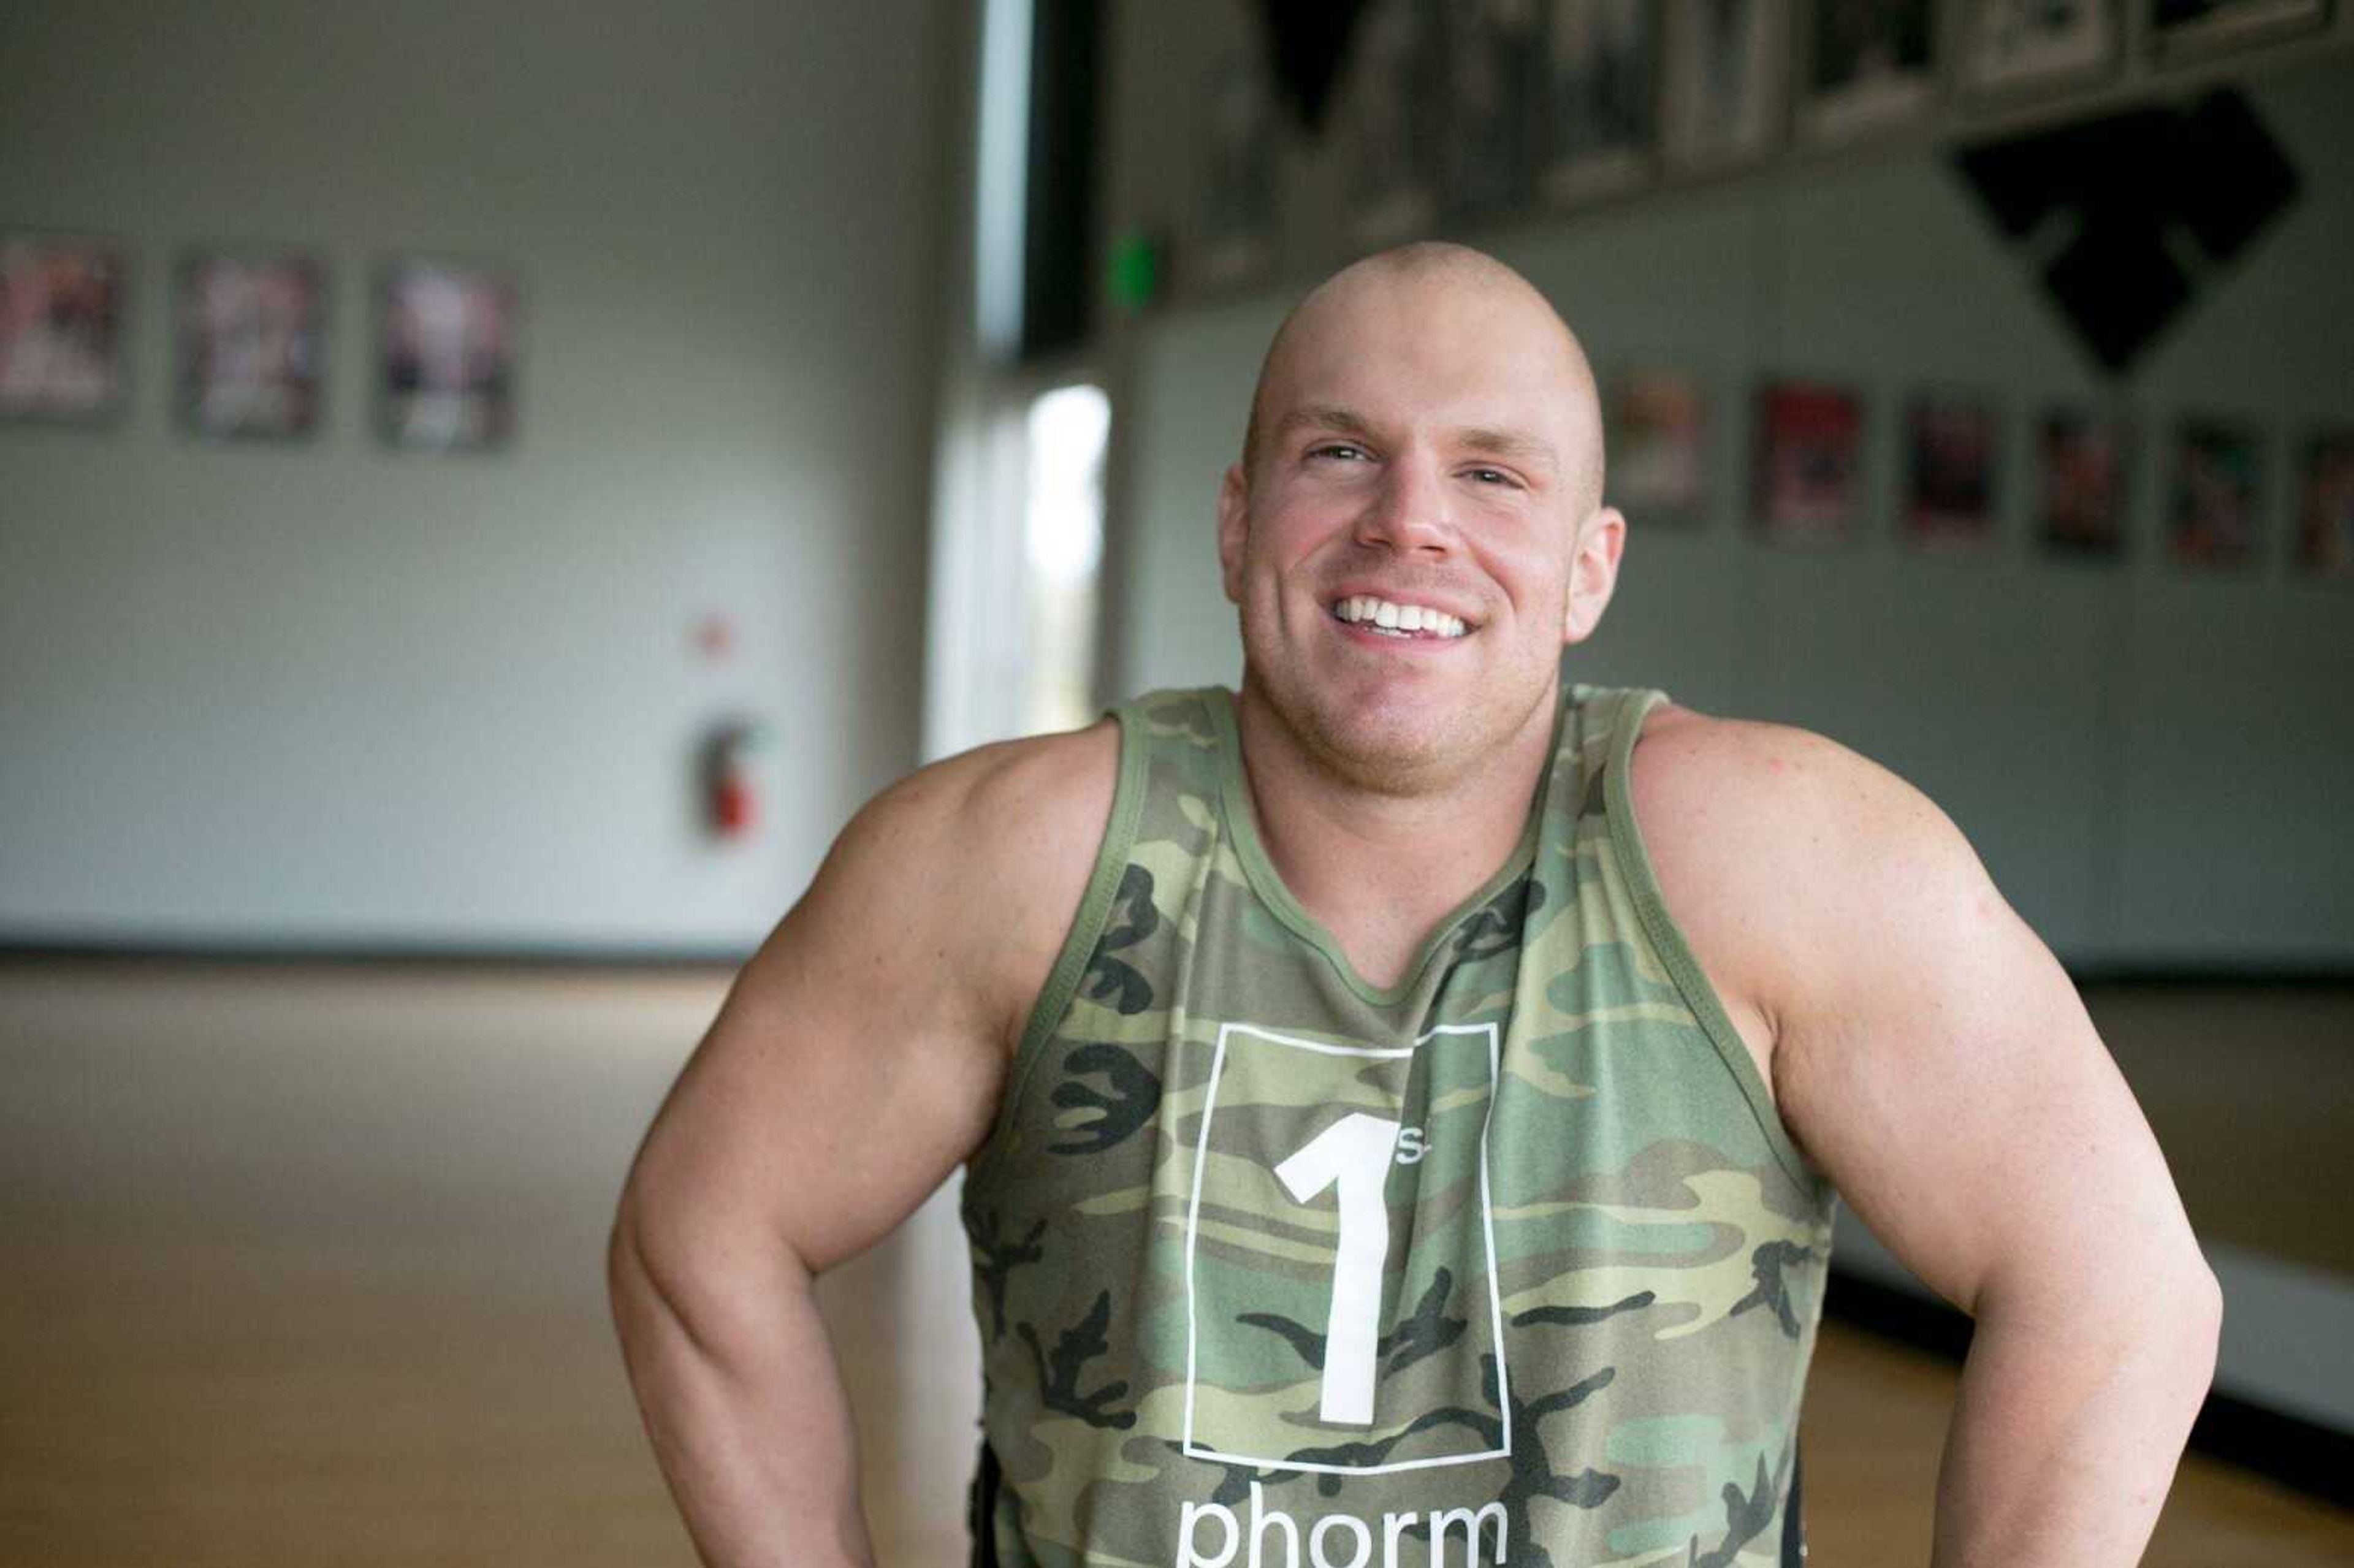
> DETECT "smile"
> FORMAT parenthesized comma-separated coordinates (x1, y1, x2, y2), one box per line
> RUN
(1331, 594, 1469, 640)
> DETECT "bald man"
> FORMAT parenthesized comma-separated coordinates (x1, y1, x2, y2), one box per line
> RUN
(611, 243, 2219, 1568)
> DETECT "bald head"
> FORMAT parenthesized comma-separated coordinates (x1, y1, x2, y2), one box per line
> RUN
(1240, 242, 1606, 513)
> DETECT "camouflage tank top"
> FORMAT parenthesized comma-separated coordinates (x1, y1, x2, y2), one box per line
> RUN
(960, 685, 1835, 1568)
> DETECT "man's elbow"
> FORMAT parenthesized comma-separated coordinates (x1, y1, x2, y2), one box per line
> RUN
(1984, 1234, 2222, 1402)
(2117, 1244, 2223, 1423)
(606, 1174, 712, 1353)
(607, 1170, 815, 1374)
(607, 1181, 665, 1343)
(2178, 1252, 2224, 1391)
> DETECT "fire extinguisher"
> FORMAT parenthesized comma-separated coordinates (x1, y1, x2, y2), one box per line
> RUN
(701, 717, 771, 840)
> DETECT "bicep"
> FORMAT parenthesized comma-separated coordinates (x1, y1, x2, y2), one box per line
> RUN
(620, 791, 1010, 1289)
(617, 723, 1117, 1290)
(1770, 763, 2198, 1322)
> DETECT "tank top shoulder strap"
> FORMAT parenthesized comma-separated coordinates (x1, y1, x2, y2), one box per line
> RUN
(966, 687, 1219, 1193)
(1565, 682, 1825, 1197)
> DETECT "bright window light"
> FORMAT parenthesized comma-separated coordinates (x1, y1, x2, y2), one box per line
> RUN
(1023, 383, 1110, 733)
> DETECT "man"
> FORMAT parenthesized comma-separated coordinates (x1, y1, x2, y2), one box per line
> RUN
(610, 243, 2219, 1567)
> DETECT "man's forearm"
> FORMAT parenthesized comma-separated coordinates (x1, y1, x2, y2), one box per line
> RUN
(608, 1213, 875, 1568)
(1930, 1266, 2222, 1566)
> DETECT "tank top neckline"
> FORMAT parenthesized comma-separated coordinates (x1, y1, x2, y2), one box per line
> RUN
(1201, 684, 1564, 1008)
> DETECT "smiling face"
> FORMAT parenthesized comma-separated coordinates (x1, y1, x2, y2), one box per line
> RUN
(1218, 247, 1624, 796)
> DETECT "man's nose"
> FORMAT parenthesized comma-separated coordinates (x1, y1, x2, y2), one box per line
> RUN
(1353, 451, 1456, 555)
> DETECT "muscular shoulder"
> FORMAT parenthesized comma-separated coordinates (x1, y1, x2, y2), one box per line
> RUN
(1628, 702, 1993, 1050)
(809, 718, 1122, 1051)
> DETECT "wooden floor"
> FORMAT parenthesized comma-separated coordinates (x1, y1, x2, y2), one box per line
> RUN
(0, 959, 2346, 1566)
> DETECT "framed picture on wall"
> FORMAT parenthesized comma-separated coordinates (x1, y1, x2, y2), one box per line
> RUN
(0, 232, 129, 424)
(1903, 390, 2001, 549)
(2168, 417, 2262, 568)
(1439, 0, 1542, 220)
(1538, 0, 1657, 205)
(2294, 427, 2354, 580)
(1798, 0, 1939, 144)
(1661, 0, 1788, 173)
(377, 259, 519, 452)
(1962, 0, 2122, 95)
(1609, 368, 1708, 527)
(2037, 409, 2132, 559)
(1346, 0, 1444, 249)
(2152, 0, 2331, 61)
(1753, 379, 1864, 545)
(177, 250, 327, 442)
(1191, 51, 1280, 292)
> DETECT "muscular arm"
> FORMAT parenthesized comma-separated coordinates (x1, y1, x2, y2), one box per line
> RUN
(608, 723, 1116, 1567)
(1636, 716, 2220, 1567)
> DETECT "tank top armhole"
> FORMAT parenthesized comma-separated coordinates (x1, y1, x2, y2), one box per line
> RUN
(1602, 689, 1828, 1200)
(964, 706, 1151, 1197)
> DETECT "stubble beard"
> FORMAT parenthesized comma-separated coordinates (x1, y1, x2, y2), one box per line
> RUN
(1241, 633, 1558, 801)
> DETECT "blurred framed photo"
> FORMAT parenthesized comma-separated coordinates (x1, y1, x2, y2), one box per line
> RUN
(1609, 368, 1708, 527)
(1440, 0, 1542, 220)
(1963, 0, 2122, 95)
(1661, 0, 1788, 173)
(2152, 0, 2330, 61)
(1539, 0, 1657, 205)
(377, 259, 519, 451)
(2294, 428, 2354, 580)
(1753, 379, 1864, 545)
(178, 251, 326, 441)
(2037, 409, 2132, 559)
(1799, 0, 1938, 144)
(2168, 417, 2261, 569)
(1192, 51, 1279, 292)
(0, 232, 129, 424)
(1903, 390, 2000, 549)
(1346, 0, 1443, 249)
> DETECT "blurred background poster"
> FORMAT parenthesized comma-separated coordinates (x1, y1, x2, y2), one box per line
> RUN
(1440, 0, 1541, 219)
(178, 251, 326, 442)
(2037, 409, 2133, 560)
(1753, 379, 1863, 545)
(1609, 368, 1709, 528)
(1191, 50, 1279, 291)
(1903, 390, 2001, 550)
(2296, 428, 2354, 579)
(1661, 0, 1787, 172)
(1345, 0, 1441, 249)
(378, 259, 519, 452)
(1539, 0, 1656, 204)
(1801, 0, 1938, 142)
(0, 234, 128, 422)
(2155, 0, 2331, 58)
(1963, 0, 2122, 95)
(2169, 418, 2263, 568)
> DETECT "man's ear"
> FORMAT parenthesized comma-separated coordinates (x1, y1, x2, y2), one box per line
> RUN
(1564, 506, 1626, 645)
(1216, 463, 1249, 604)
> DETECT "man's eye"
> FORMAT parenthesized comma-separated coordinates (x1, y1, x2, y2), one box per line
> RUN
(1466, 466, 1517, 487)
(1309, 443, 1368, 462)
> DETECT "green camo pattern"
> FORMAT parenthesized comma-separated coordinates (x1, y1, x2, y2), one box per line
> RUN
(961, 685, 1836, 1568)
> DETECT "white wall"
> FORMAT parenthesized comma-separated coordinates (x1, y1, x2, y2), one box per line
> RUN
(1100, 13, 2354, 972)
(0, 0, 951, 953)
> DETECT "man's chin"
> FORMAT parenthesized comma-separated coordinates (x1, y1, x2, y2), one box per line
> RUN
(1294, 704, 1471, 795)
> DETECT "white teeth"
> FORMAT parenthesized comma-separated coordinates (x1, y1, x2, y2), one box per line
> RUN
(1333, 595, 1468, 638)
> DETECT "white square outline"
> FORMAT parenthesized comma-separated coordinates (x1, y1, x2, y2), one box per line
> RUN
(1180, 1020, 1511, 1475)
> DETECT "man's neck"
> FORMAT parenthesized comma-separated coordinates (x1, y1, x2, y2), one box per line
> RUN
(1231, 680, 1559, 991)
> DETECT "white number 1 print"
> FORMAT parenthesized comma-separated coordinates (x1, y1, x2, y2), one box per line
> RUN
(1273, 1111, 1401, 1425)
